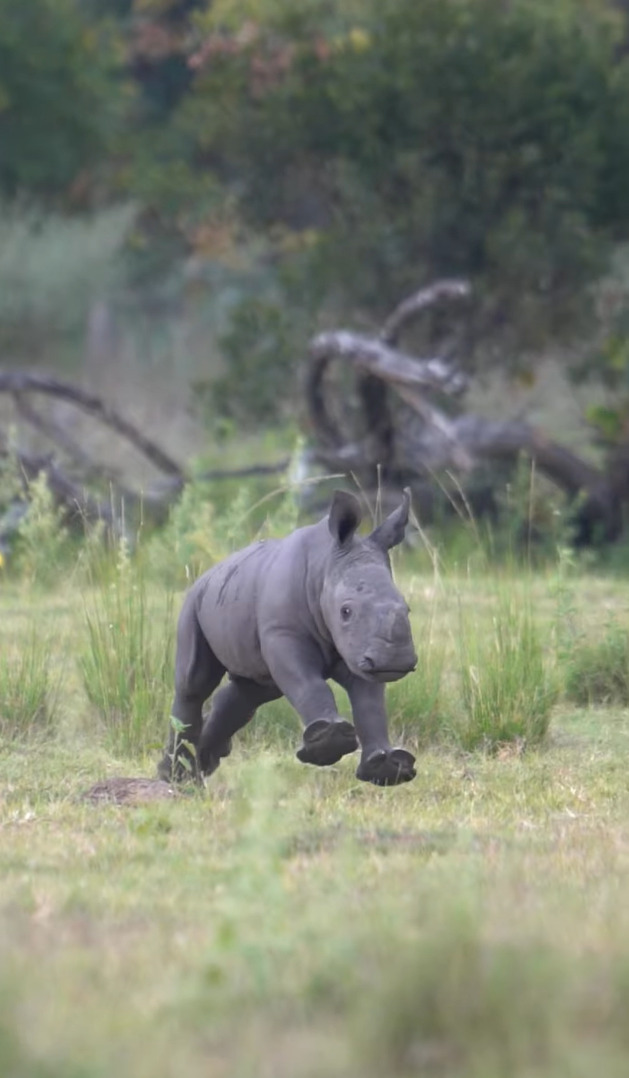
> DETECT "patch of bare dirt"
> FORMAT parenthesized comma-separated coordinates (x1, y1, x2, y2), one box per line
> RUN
(80, 777, 178, 805)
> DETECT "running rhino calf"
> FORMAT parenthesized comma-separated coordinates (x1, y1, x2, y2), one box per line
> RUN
(158, 488, 417, 786)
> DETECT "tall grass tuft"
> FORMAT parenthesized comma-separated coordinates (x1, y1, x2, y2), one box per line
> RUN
(79, 539, 175, 758)
(456, 591, 557, 752)
(565, 623, 629, 706)
(387, 620, 448, 747)
(0, 630, 58, 742)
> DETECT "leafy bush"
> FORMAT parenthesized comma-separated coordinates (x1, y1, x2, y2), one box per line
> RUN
(0, 0, 122, 198)
(213, 296, 305, 425)
(184, 0, 629, 352)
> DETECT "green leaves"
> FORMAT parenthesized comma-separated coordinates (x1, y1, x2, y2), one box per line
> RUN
(586, 405, 624, 445)
(172, 0, 629, 352)
(0, 0, 124, 198)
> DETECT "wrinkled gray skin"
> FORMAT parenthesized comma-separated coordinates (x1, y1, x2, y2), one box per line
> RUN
(158, 488, 418, 786)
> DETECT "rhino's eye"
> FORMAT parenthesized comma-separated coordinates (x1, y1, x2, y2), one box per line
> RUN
(340, 604, 352, 622)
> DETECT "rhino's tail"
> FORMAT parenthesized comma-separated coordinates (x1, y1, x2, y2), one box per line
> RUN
(159, 588, 225, 781)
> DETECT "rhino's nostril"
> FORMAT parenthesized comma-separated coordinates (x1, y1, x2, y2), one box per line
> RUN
(359, 656, 376, 672)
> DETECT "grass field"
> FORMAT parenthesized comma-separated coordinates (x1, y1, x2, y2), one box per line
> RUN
(1, 567, 629, 1077)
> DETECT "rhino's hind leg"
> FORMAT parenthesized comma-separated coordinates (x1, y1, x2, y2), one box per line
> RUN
(356, 747, 416, 786)
(198, 678, 282, 776)
(296, 719, 359, 767)
(158, 595, 226, 783)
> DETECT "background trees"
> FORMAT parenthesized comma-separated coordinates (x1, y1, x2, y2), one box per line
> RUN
(3, 0, 629, 543)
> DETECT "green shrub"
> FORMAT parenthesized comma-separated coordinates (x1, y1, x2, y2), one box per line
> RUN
(14, 472, 72, 587)
(212, 297, 305, 426)
(456, 592, 557, 751)
(79, 541, 175, 758)
(148, 478, 224, 589)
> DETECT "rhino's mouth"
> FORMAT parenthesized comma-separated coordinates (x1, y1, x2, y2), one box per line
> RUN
(360, 664, 416, 683)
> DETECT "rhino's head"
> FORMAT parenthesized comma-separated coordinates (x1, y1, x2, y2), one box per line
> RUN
(321, 488, 417, 683)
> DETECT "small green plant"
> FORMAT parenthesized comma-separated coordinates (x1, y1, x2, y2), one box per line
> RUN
(79, 538, 175, 757)
(456, 591, 557, 752)
(149, 478, 223, 588)
(565, 623, 629, 706)
(14, 472, 71, 587)
(0, 630, 58, 742)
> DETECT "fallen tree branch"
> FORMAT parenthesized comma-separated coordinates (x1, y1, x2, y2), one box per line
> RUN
(13, 391, 125, 489)
(0, 371, 184, 480)
(380, 279, 471, 347)
(305, 279, 625, 542)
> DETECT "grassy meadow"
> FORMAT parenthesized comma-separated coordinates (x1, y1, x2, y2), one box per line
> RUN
(1, 541, 629, 1077)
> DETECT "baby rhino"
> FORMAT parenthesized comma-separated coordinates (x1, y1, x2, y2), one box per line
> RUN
(158, 488, 417, 787)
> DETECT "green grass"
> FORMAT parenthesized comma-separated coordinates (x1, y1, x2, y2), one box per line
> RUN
(79, 547, 175, 757)
(0, 627, 58, 743)
(565, 622, 629, 706)
(456, 589, 558, 751)
(1, 569, 629, 1076)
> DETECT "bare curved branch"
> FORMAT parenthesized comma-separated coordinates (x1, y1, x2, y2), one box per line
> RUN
(380, 279, 471, 346)
(0, 371, 184, 479)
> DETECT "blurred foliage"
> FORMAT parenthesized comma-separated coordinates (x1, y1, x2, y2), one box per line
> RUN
(212, 296, 305, 425)
(176, 0, 629, 347)
(0, 0, 124, 199)
(0, 202, 135, 364)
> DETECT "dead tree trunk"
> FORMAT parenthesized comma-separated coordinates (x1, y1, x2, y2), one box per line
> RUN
(304, 281, 624, 542)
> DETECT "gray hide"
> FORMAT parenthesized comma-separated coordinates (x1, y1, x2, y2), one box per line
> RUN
(158, 488, 417, 786)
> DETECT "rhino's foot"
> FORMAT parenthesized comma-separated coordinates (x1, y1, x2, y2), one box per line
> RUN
(356, 747, 416, 787)
(296, 719, 358, 767)
(200, 737, 233, 778)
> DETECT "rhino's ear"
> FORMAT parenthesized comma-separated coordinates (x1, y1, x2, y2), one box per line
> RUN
(368, 488, 411, 551)
(328, 490, 362, 546)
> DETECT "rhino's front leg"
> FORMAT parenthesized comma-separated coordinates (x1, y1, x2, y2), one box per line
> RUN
(262, 634, 358, 767)
(333, 665, 416, 786)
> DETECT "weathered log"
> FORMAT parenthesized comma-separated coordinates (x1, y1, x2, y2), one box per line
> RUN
(305, 280, 624, 543)
(380, 279, 471, 347)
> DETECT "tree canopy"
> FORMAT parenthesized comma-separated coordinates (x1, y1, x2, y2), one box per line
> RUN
(4, 0, 629, 422)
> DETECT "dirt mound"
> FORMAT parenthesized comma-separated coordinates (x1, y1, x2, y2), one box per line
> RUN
(80, 777, 178, 805)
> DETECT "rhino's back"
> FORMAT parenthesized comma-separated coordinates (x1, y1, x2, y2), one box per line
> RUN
(193, 538, 281, 681)
(190, 520, 330, 682)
